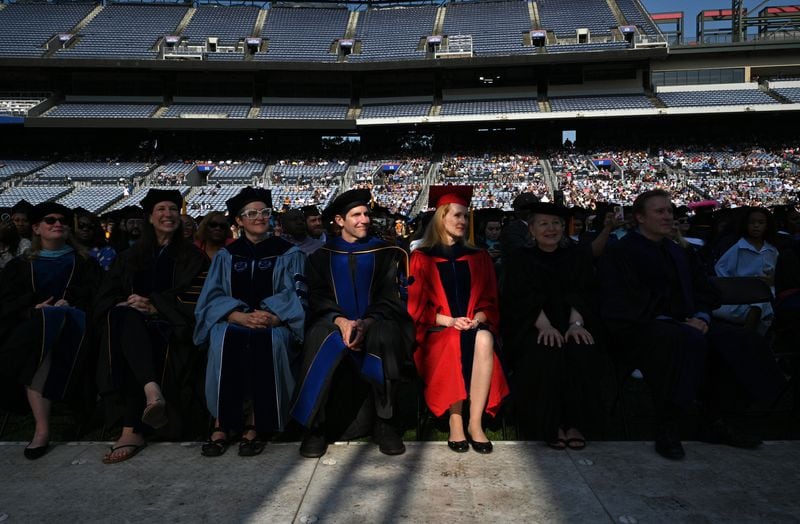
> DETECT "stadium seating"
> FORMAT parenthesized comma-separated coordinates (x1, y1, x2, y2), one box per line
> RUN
(186, 185, 246, 216)
(106, 185, 191, 212)
(55, 5, 188, 60)
(43, 103, 159, 119)
(545, 42, 630, 53)
(440, 98, 539, 116)
(259, 104, 349, 120)
(0, 96, 47, 118)
(153, 161, 196, 185)
(774, 87, 800, 103)
(360, 103, 431, 119)
(272, 159, 347, 185)
(0, 3, 95, 58)
(349, 6, 436, 61)
(657, 88, 779, 107)
(441, 1, 533, 56)
(272, 185, 337, 212)
(57, 186, 126, 213)
(162, 104, 251, 119)
(550, 95, 654, 112)
(181, 5, 260, 46)
(615, 0, 660, 35)
(255, 7, 348, 62)
(440, 153, 546, 209)
(31, 161, 150, 184)
(537, 0, 618, 37)
(0, 160, 50, 183)
(207, 162, 265, 182)
(0, 186, 72, 207)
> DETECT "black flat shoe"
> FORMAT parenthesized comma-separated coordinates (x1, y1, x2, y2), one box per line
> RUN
(299, 429, 328, 458)
(24, 444, 50, 460)
(654, 428, 685, 460)
(447, 440, 469, 453)
(467, 434, 493, 454)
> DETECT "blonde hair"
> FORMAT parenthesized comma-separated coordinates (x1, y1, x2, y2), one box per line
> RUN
(417, 204, 475, 249)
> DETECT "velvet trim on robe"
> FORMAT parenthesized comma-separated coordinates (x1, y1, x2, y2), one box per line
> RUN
(291, 236, 414, 429)
(95, 242, 208, 437)
(0, 252, 100, 404)
(408, 245, 509, 418)
(194, 236, 306, 432)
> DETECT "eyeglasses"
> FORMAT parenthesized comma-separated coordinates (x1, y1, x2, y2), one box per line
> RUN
(207, 221, 228, 229)
(42, 216, 68, 225)
(239, 208, 271, 220)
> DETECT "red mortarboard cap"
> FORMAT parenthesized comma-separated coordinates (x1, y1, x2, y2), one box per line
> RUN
(428, 185, 473, 209)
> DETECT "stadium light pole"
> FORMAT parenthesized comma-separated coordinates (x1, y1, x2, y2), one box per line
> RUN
(732, 0, 745, 42)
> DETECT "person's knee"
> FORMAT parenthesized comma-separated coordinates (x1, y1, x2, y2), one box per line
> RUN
(475, 330, 494, 353)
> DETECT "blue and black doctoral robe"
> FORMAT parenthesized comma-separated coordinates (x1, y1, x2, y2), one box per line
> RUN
(194, 236, 306, 433)
(0, 248, 100, 408)
(291, 236, 414, 433)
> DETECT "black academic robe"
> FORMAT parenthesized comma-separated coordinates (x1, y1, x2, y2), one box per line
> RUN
(0, 251, 101, 410)
(95, 241, 208, 437)
(599, 230, 785, 415)
(502, 245, 602, 440)
(291, 236, 414, 438)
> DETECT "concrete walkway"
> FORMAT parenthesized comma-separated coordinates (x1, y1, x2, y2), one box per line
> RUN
(1, 440, 799, 523)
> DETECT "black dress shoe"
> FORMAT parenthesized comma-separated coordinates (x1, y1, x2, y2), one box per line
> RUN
(467, 434, 493, 454)
(24, 444, 50, 460)
(374, 419, 406, 456)
(299, 429, 328, 458)
(699, 419, 762, 449)
(447, 440, 469, 453)
(654, 429, 685, 460)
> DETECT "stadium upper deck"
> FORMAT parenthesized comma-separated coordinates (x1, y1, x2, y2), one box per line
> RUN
(0, 0, 666, 64)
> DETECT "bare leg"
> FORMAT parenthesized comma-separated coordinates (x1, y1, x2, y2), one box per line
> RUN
(467, 330, 494, 443)
(25, 387, 51, 448)
(243, 411, 257, 441)
(449, 401, 466, 441)
(210, 418, 226, 442)
(143, 381, 164, 406)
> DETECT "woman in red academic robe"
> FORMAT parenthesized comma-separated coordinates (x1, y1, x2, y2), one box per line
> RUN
(408, 185, 509, 454)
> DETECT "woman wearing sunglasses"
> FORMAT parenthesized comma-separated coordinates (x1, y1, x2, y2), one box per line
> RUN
(95, 189, 208, 464)
(0, 202, 101, 459)
(194, 187, 306, 457)
(194, 211, 233, 262)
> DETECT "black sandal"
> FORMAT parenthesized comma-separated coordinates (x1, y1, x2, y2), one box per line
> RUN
(201, 430, 231, 457)
(238, 425, 265, 457)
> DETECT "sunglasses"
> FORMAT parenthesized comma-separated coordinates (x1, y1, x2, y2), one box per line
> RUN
(240, 208, 271, 220)
(42, 216, 69, 225)
(207, 221, 228, 229)
(77, 222, 95, 230)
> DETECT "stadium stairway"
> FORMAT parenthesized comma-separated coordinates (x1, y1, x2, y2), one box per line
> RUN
(541, 160, 558, 196)
(529, 1, 541, 30)
(649, 93, 667, 108)
(606, 0, 628, 26)
(174, 7, 197, 37)
(252, 8, 267, 38)
(43, 3, 104, 59)
(761, 84, 794, 104)
(433, 6, 446, 36)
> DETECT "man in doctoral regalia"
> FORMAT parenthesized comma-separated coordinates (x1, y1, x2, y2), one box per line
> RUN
(291, 189, 414, 458)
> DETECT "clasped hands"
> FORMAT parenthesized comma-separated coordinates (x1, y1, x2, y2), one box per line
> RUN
(117, 294, 157, 315)
(537, 324, 595, 348)
(335, 317, 374, 350)
(35, 296, 69, 308)
(228, 309, 281, 329)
